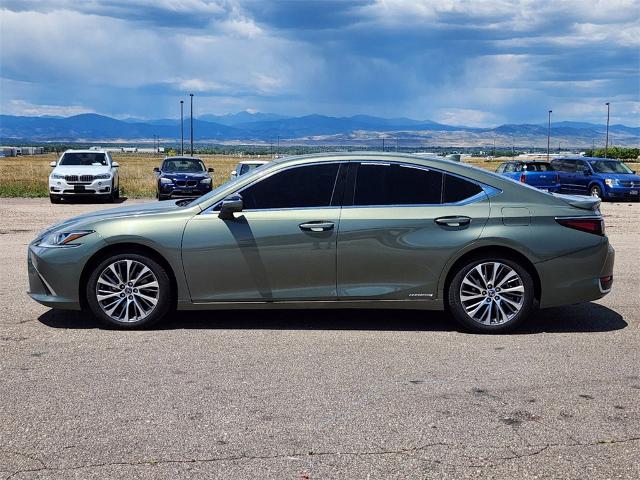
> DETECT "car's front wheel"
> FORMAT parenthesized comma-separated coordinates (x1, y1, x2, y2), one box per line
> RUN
(49, 194, 61, 204)
(447, 257, 535, 333)
(86, 253, 172, 328)
(590, 184, 603, 199)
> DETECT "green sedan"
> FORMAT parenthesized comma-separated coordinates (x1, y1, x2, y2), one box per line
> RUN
(28, 153, 614, 333)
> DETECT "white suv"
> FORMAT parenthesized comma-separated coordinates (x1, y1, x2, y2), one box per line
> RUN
(49, 149, 120, 203)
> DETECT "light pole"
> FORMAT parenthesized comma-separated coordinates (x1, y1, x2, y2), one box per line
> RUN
(604, 102, 610, 158)
(180, 100, 184, 155)
(547, 110, 552, 162)
(189, 93, 194, 156)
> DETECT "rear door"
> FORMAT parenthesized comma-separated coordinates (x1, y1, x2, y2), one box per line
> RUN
(336, 161, 490, 301)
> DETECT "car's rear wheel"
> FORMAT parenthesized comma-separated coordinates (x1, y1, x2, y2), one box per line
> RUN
(49, 194, 61, 204)
(86, 253, 171, 328)
(447, 257, 535, 333)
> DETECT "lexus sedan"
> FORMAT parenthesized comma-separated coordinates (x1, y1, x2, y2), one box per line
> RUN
(28, 153, 614, 333)
(154, 156, 214, 200)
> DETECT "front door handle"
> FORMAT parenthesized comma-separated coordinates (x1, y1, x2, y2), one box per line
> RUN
(299, 221, 335, 232)
(434, 216, 471, 227)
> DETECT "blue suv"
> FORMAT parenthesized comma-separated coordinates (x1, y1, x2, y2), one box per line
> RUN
(550, 156, 640, 200)
(154, 156, 214, 201)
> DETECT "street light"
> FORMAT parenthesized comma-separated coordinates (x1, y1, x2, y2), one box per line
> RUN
(605, 102, 610, 159)
(190, 93, 194, 156)
(547, 110, 552, 162)
(180, 100, 184, 155)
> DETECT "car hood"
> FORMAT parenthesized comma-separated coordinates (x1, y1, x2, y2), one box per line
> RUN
(35, 200, 191, 240)
(161, 172, 209, 179)
(593, 172, 640, 181)
(53, 165, 112, 174)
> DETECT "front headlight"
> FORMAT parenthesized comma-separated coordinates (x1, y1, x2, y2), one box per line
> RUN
(604, 178, 618, 187)
(38, 230, 93, 248)
(94, 173, 111, 180)
(160, 177, 173, 184)
(200, 178, 212, 185)
(51, 173, 65, 180)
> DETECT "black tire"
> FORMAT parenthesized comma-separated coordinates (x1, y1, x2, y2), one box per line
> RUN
(49, 194, 61, 204)
(590, 184, 603, 199)
(158, 194, 170, 201)
(111, 182, 120, 201)
(86, 253, 172, 329)
(446, 256, 535, 334)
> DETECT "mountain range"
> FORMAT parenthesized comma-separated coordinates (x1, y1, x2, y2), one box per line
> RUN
(1, 112, 638, 147)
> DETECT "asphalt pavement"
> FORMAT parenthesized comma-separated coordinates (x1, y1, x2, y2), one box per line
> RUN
(1, 198, 638, 479)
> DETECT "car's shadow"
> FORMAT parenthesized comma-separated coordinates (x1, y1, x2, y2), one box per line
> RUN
(38, 302, 627, 334)
(60, 196, 128, 205)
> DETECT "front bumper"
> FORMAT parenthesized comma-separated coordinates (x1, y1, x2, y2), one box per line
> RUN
(159, 183, 212, 198)
(536, 240, 615, 308)
(27, 235, 106, 310)
(49, 178, 112, 196)
(603, 186, 640, 200)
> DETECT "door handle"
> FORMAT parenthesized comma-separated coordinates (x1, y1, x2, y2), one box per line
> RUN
(434, 216, 471, 227)
(299, 221, 335, 232)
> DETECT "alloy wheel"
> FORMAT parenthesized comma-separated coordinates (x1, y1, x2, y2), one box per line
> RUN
(95, 259, 160, 323)
(459, 262, 525, 326)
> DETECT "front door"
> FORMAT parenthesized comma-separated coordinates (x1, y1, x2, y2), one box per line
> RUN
(182, 162, 344, 302)
(337, 162, 490, 300)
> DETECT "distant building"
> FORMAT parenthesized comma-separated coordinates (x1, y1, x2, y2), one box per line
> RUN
(18, 146, 45, 155)
(1, 146, 18, 157)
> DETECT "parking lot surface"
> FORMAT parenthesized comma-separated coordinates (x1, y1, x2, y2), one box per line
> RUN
(1, 198, 639, 479)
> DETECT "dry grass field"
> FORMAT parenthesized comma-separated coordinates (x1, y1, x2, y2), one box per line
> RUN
(1, 153, 638, 198)
(0, 153, 271, 198)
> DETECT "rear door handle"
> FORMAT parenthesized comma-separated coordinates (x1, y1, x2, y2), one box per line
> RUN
(434, 216, 471, 227)
(299, 221, 335, 232)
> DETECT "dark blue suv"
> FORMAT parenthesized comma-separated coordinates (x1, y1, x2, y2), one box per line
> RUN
(154, 157, 214, 201)
(550, 156, 640, 200)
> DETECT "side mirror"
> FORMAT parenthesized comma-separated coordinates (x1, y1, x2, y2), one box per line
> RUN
(153, 167, 160, 173)
(112, 162, 120, 168)
(208, 167, 214, 173)
(218, 194, 243, 220)
(49, 161, 57, 167)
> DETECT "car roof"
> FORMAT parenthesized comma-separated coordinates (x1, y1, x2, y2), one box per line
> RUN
(555, 156, 618, 162)
(63, 149, 108, 154)
(238, 160, 269, 165)
(163, 156, 202, 161)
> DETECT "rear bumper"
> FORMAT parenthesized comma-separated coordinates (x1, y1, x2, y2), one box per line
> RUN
(536, 240, 615, 308)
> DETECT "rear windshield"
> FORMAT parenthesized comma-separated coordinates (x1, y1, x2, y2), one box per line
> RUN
(589, 160, 633, 174)
(521, 163, 553, 172)
(163, 158, 205, 172)
(59, 152, 108, 166)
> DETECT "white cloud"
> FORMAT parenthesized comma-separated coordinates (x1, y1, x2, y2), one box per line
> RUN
(3, 100, 94, 116)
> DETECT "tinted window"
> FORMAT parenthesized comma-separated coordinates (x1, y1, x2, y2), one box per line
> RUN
(241, 163, 339, 210)
(59, 152, 107, 166)
(353, 163, 443, 206)
(239, 163, 264, 175)
(496, 163, 506, 173)
(562, 161, 577, 173)
(523, 162, 553, 172)
(504, 163, 515, 173)
(443, 174, 483, 203)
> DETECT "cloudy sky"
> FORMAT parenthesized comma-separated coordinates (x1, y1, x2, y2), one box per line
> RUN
(1, 0, 639, 126)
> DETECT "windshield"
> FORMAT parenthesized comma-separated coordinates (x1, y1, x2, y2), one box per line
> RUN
(59, 152, 108, 166)
(589, 160, 633, 174)
(163, 158, 205, 173)
(522, 163, 553, 172)
(239, 163, 265, 175)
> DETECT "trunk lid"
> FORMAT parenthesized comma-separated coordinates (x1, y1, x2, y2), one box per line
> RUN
(552, 193, 601, 211)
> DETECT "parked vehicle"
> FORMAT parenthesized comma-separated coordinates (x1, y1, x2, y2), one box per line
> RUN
(154, 156, 214, 200)
(230, 160, 269, 180)
(49, 149, 120, 204)
(28, 152, 614, 333)
(496, 161, 560, 192)
(551, 157, 640, 200)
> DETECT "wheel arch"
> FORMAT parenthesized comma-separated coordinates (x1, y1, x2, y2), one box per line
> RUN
(441, 245, 541, 305)
(79, 242, 178, 310)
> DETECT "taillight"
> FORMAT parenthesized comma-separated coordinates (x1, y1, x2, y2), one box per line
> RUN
(519, 173, 526, 182)
(556, 217, 605, 236)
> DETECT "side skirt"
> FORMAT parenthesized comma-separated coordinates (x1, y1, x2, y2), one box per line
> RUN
(178, 299, 444, 311)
